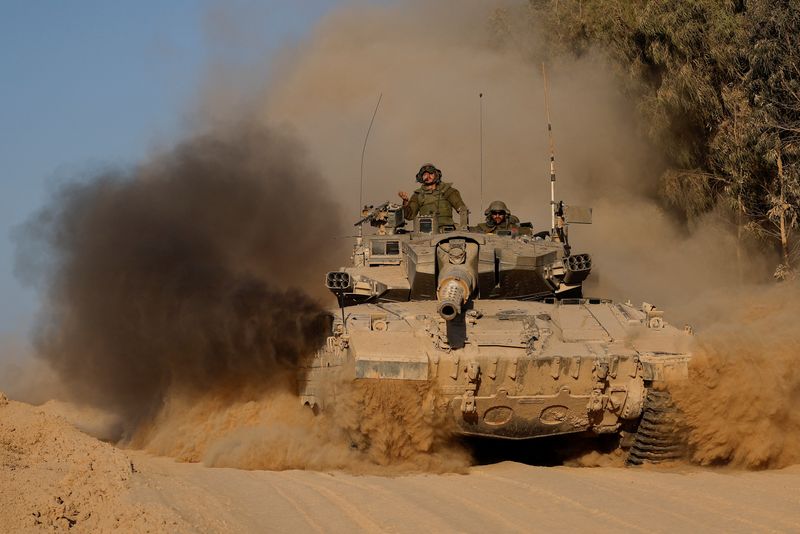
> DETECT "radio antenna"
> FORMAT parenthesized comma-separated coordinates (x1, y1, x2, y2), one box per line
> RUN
(541, 63, 557, 236)
(479, 92, 484, 213)
(360, 93, 383, 212)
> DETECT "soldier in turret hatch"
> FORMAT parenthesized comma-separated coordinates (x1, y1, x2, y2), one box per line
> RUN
(398, 163, 468, 231)
(475, 200, 526, 235)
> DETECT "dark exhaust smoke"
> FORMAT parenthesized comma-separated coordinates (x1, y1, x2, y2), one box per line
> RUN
(19, 123, 344, 435)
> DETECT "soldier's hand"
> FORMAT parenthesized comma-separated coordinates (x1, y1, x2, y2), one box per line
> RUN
(398, 191, 409, 204)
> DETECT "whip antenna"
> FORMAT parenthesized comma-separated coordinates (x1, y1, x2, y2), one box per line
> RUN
(479, 92, 484, 213)
(542, 63, 557, 235)
(360, 93, 383, 211)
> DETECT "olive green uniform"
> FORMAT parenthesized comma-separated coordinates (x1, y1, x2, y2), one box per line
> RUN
(474, 215, 531, 235)
(402, 182, 467, 228)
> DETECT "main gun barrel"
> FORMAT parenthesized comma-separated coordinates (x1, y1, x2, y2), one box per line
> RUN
(435, 240, 479, 321)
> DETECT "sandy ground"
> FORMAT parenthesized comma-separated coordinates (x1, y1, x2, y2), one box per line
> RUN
(2, 394, 799, 533)
(131, 454, 800, 533)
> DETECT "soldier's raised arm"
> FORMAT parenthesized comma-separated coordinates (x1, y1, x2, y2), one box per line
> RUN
(401, 190, 420, 220)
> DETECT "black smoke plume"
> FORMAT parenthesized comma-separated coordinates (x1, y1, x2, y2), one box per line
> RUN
(20, 124, 344, 434)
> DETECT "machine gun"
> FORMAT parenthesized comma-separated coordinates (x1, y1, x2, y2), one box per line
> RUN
(354, 202, 405, 235)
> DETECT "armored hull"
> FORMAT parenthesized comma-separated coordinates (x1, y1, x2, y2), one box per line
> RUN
(301, 298, 690, 437)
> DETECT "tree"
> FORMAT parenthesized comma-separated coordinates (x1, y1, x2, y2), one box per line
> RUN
(517, 0, 800, 275)
(743, 1, 800, 276)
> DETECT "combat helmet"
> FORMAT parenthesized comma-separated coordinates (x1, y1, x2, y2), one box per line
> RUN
(416, 163, 442, 184)
(484, 200, 510, 225)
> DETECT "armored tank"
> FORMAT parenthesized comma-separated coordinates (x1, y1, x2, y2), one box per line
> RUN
(299, 202, 691, 464)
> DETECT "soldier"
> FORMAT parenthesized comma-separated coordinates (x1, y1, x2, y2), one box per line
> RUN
(398, 163, 468, 230)
(475, 200, 523, 234)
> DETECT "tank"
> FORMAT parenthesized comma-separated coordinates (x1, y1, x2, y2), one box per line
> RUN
(299, 201, 692, 464)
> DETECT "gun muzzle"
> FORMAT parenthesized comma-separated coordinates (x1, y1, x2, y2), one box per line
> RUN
(437, 277, 470, 321)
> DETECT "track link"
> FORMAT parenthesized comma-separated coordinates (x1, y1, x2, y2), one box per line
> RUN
(627, 388, 686, 465)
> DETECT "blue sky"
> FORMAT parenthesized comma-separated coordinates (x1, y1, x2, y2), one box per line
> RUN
(0, 1, 341, 348)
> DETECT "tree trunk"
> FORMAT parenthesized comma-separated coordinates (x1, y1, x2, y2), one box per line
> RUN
(776, 149, 790, 267)
(736, 192, 744, 284)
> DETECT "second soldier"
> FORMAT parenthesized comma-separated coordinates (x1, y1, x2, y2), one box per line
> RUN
(475, 200, 525, 235)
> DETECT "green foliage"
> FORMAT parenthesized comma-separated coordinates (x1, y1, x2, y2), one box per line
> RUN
(518, 0, 800, 272)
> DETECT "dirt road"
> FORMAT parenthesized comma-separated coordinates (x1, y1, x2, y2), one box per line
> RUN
(3, 397, 799, 533)
(130, 452, 800, 533)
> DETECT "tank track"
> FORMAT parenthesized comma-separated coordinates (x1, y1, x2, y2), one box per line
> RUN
(626, 388, 686, 465)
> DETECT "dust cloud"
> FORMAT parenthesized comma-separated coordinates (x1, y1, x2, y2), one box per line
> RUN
(0, 334, 64, 405)
(135, 379, 469, 474)
(671, 283, 800, 469)
(19, 123, 342, 436)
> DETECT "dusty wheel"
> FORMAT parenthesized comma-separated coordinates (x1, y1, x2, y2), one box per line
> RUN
(626, 388, 686, 465)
